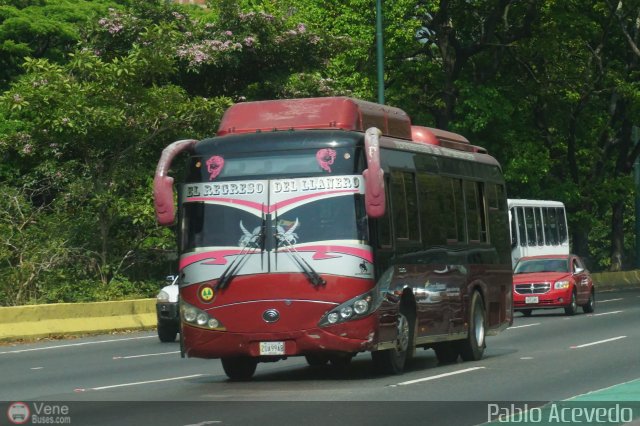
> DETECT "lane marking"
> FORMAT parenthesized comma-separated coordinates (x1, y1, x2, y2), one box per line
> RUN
(113, 351, 179, 360)
(394, 367, 485, 386)
(520, 357, 534, 360)
(591, 310, 623, 317)
(30, 367, 43, 370)
(598, 298, 623, 303)
(571, 335, 626, 349)
(0, 335, 156, 355)
(76, 374, 204, 391)
(509, 323, 540, 329)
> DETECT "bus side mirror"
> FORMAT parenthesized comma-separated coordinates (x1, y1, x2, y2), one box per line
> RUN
(154, 175, 176, 226)
(153, 139, 198, 226)
(363, 127, 385, 218)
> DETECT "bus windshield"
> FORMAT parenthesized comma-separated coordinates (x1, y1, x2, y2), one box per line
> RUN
(181, 193, 368, 252)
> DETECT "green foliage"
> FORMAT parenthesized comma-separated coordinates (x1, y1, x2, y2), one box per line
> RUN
(2, 0, 640, 306)
(0, 0, 120, 89)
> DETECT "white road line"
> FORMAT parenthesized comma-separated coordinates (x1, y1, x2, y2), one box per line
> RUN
(76, 374, 204, 391)
(598, 298, 623, 303)
(0, 335, 156, 355)
(394, 367, 485, 386)
(509, 323, 541, 329)
(571, 336, 626, 349)
(591, 310, 623, 316)
(113, 351, 179, 360)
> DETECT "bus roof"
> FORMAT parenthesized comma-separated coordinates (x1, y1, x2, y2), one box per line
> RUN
(215, 97, 492, 156)
(508, 199, 565, 208)
(217, 97, 413, 139)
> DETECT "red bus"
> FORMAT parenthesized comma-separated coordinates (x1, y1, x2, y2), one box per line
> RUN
(153, 97, 513, 380)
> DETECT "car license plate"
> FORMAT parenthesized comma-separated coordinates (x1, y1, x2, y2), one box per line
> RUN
(525, 296, 539, 304)
(259, 341, 285, 355)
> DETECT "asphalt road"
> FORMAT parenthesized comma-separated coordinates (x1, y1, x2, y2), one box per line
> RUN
(1, 288, 639, 426)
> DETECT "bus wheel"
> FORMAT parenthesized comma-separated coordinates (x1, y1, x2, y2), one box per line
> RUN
(458, 290, 486, 362)
(564, 290, 578, 316)
(157, 324, 178, 343)
(371, 310, 413, 374)
(582, 289, 595, 314)
(433, 343, 459, 364)
(305, 354, 329, 367)
(221, 357, 257, 381)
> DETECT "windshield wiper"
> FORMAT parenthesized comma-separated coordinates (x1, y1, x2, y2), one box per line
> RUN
(275, 221, 325, 287)
(216, 221, 264, 290)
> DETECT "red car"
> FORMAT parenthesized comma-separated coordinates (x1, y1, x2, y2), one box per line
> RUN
(513, 254, 595, 316)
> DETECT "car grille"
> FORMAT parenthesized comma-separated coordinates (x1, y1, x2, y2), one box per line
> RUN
(515, 283, 551, 294)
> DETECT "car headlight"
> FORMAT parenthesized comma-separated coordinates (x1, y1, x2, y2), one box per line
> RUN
(554, 280, 571, 290)
(156, 290, 170, 302)
(319, 290, 379, 327)
(180, 300, 225, 330)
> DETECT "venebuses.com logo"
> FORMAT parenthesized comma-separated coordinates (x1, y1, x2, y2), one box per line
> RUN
(7, 402, 30, 424)
(6, 402, 71, 424)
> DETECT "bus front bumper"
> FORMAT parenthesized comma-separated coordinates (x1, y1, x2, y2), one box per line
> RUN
(182, 316, 378, 359)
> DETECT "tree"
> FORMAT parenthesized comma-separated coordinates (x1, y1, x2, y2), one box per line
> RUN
(0, 0, 119, 89)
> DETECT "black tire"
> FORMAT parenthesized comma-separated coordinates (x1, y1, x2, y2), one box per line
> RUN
(329, 354, 353, 369)
(433, 342, 459, 364)
(157, 324, 178, 343)
(564, 289, 578, 316)
(458, 290, 486, 362)
(582, 289, 595, 314)
(371, 309, 414, 375)
(221, 357, 258, 381)
(305, 354, 329, 367)
(520, 309, 533, 317)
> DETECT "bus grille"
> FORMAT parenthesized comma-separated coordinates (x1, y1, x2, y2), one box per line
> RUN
(515, 283, 551, 294)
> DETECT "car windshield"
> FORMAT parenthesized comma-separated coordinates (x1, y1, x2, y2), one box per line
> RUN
(514, 258, 569, 274)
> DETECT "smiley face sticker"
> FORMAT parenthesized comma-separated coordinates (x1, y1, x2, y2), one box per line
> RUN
(199, 285, 215, 303)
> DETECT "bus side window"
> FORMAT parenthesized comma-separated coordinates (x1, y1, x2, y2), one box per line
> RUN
(557, 207, 568, 244)
(534, 207, 543, 246)
(376, 181, 392, 247)
(542, 207, 558, 246)
(390, 170, 419, 241)
(524, 207, 536, 246)
(464, 180, 487, 243)
(417, 172, 446, 246)
(510, 207, 518, 248)
(453, 179, 465, 243)
(517, 207, 527, 248)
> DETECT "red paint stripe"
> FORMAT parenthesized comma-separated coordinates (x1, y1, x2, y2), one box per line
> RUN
(180, 249, 243, 269)
(271, 190, 358, 212)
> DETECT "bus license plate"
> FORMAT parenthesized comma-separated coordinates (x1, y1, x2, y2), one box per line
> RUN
(260, 341, 285, 355)
(525, 296, 539, 304)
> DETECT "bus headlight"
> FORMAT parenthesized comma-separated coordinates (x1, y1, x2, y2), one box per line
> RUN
(180, 300, 225, 330)
(340, 306, 353, 319)
(327, 312, 339, 324)
(156, 290, 170, 302)
(353, 299, 369, 314)
(184, 306, 197, 322)
(319, 290, 379, 327)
